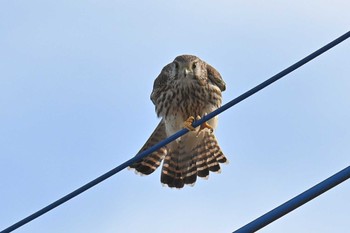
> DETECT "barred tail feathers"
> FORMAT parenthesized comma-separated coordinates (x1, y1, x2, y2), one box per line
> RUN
(194, 129, 228, 178)
(129, 120, 167, 175)
(161, 129, 228, 188)
(160, 137, 197, 188)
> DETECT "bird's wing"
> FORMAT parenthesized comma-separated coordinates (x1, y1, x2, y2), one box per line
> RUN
(150, 63, 172, 105)
(206, 63, 226, 91)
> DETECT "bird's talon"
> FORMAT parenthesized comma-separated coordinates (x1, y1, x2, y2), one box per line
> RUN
(184, 116, 196, 131)
(201, 122, 213, 133)
(194, 115, 214, 135)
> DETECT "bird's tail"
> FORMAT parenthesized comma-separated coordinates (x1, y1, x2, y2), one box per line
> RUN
(161, 129, 228, 188)
(129, 121, 167, 175)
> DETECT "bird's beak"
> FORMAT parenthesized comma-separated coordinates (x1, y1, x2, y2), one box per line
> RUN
(184, 68, 191, 76)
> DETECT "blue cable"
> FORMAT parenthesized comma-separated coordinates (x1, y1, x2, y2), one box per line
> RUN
(1, 31, 349, 233)
(233, 166, 350, 233)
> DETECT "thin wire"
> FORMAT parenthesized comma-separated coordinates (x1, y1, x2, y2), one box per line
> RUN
(233, 166, 350, 233)
(1, 31, 349, 233)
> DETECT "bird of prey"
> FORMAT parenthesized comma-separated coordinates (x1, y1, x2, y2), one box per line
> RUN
(129, 55, 228, 188)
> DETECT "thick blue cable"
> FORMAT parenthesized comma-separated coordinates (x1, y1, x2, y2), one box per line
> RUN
(233, 166, 350, 233)
(1, 31, 349, 233)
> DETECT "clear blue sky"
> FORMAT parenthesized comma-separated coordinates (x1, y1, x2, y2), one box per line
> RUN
(1, 1, 349, 232)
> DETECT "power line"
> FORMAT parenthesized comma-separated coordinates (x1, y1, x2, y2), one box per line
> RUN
(1, 31, 349, 233)
(233, 165, 350, 233)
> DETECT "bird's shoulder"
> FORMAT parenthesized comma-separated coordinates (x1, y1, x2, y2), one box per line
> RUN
(150, 63, 173, 104)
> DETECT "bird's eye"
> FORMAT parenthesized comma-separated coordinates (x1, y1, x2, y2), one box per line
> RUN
(192, 63, 197, 69)
(174, 62, 179, 69)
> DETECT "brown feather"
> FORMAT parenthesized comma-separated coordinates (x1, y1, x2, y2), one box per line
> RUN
(161, 129, 227, 188)
(129, 120, 167, 175)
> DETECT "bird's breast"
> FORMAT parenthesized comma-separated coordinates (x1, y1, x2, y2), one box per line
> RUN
(155, 82, 221, 120)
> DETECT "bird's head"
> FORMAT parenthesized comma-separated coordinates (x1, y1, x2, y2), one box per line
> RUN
(172, 54, 204, 81)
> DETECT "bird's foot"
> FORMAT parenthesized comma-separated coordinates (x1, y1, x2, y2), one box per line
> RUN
(184, 116, 214, 134)
(183, 116, 196, 131)
(200, 121, 213, 133)
(195, 115, 213, 135)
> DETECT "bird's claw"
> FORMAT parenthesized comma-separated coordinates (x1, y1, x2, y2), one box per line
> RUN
(184, 115, 214, 134)
(183, 116, 196, 131)
(200, 121, 213, 133)
(195, 115, 214, 135)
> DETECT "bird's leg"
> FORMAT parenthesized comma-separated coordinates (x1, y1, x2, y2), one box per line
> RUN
(183, 115, 214, 133)
(196, 115, 213, 134)
(183, 116, 196, 131)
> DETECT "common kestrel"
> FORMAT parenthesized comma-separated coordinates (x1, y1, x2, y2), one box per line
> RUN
(129, 55, 228, 188)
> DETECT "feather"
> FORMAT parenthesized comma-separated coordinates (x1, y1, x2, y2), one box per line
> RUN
(129, 120, 167, 175)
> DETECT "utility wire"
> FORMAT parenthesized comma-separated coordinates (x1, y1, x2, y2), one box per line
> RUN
(1, 31, 349, 233)
(233, 165, 350, 233)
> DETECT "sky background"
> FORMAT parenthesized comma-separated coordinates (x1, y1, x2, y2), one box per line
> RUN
(1, 1, 350, 233)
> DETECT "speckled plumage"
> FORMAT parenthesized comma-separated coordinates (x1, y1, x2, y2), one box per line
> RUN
(129, 55, 228, 188)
